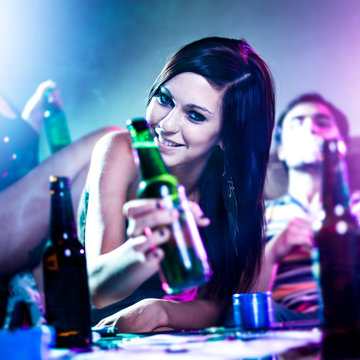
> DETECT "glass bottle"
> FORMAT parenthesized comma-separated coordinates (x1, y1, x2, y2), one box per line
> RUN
(127, 117, 212, 294)
(0, 279, 9, 328)
(312, 139, 360, 333)
(42, 176, 91, 348)
(43, 88, 71, 153)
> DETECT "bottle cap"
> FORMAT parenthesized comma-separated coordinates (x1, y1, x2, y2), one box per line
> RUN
(127, 117, 150, 132)
(49, 176, 70, 191)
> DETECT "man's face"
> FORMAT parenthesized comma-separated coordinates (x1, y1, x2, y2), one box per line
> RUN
(278, 102, 342, 169)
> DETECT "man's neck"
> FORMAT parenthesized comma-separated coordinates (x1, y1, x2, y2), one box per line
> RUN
(287, 166, 322, 211)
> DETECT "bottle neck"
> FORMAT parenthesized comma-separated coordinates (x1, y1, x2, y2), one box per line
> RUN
(128, 118, 169, 180)
(136, 146, 169, 180)
(322, 139, 350, 212)
(44, 87, 59, 110)
(49, 185, 77, 244)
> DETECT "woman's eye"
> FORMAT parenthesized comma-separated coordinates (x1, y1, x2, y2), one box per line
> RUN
(157, 93, 173, 107)
(188, 111, 206, 123)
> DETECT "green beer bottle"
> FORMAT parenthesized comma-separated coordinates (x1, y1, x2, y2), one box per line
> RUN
(43, 176, 92, 348)
(127, 117, 212, 294)
(43, 88, 71, 153)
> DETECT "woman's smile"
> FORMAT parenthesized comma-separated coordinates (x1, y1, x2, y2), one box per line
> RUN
(155, 131, 184, 148)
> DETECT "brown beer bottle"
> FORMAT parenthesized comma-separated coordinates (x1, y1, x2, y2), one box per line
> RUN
(127, 117, 212, 294)
(42, 176, 91, 348)
(313, 139, 360, 333)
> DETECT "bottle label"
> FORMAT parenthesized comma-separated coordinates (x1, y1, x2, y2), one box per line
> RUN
(132, 141, 158, 149)
(44, 109, 71, 153)
(157, 184, 212, 294)
(44, 257, 91, 343)
(138, 174, 179, 198)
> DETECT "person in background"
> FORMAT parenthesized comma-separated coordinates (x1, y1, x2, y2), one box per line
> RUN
(255, 93, 352, 321)
(0, 93, 38, 192)
(0, 80, 118, 278)
(80, 36, 275, 332)
(0, 80, 76, 192)
(0, 82, 121, 327)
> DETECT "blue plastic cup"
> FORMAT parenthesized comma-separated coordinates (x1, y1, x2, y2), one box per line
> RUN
(233, 292, 274, 330)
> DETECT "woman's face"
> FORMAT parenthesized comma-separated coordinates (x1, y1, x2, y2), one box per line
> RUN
(146, 72, 223, 171)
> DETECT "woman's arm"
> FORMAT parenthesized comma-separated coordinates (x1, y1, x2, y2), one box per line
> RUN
(84, 131, 177, 308)
(95, 297, 222, 333)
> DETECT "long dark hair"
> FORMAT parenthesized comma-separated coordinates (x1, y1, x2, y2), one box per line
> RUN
(148, 37, 275, 310)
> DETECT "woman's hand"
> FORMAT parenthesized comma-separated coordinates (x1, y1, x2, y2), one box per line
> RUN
(89, 198, 178, 308)
(94, 299, 173, 333)
(94, 297, 220, 333)
(89, 225, 171, 308)
(188, 201, 211, 228)
(124, 197, 210, 238)
(124, 198, 179, 238)
(89, 190, 211, 308)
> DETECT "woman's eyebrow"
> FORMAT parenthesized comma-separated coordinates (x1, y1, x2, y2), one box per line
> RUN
(186, 104, 213, 114)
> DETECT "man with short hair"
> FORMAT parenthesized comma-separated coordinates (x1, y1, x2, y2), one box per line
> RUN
(256, 93, 352, 321)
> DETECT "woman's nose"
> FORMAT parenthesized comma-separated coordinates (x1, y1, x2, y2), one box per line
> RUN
(158, 109, 180, 133)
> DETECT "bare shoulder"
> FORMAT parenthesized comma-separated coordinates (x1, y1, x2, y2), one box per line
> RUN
(89, 128, 138, 188)
(92, 129, 134, 165)
(93, 128, 132, 156)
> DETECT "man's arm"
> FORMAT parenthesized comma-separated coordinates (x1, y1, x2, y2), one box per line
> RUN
(254, 217, 314, 292)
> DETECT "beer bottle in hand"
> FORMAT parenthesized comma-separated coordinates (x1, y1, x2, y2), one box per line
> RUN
(43, 176, 91, 348)
(127, 117, 212, 294)
(313, 139, 360, 333)
(43, 88, 71, 153)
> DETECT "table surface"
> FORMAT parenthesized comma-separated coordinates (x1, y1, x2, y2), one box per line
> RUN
(50, 326, 324, 360)
(4, 324, 360, 359)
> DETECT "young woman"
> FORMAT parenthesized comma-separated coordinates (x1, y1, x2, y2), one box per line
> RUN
(79, 37, 275, 332)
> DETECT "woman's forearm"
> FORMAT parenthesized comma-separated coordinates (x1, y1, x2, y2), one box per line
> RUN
(100, 297, 223, 333)
(161, 298, 221, 330)
(87, 234, 167, 308)
(88, 245, 147, 308)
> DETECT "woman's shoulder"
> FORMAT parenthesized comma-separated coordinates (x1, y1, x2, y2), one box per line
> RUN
(86, 126, 139, 188)
(91, 127, 137, 167)
(93, 127, 132, 153)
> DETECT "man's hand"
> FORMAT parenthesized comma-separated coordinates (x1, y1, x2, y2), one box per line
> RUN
(266, 216, 314, 265)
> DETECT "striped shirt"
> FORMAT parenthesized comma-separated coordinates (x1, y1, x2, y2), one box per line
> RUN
(265, 194, 320, 313)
